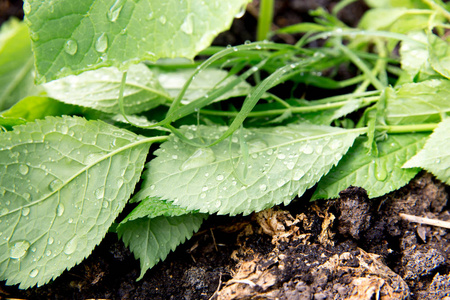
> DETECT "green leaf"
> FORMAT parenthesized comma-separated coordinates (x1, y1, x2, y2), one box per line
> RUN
(385, 80, 450, 125)
(0, 116, 152, 288)
(358, 8, 432, 32)
(125, 197, 195, 221)
(1, 96, 79, 122)
(399, 31, 439, 81)
(117, 213, 206, 280)
(134, 124, 363, 215)
(25, 0, 251, 83)
(428, 32, 450, 79)
(312, 134, 428, 200)
(157, 68, 252, 104)
(0, 18, 39, 110)
(43, 63, 170, 114)
(403, 118, 450, 184)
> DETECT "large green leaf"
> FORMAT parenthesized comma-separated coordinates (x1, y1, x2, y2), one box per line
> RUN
(385, 80, 450, 125)
(134, 124, 363, 215)
(312, 134, 428, 200)
(43, 63, 170, 114)
(117, 213, 206, 280)
(0, 116, 152, 288)
(25, 0, 250, 83)
(403, 118, 450, 184)
(0, 18, 39, 110)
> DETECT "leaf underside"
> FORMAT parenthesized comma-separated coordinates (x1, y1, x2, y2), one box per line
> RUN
(25, 0, 251, 83)
(312, 133, 428, 200)
(0, 116, 150, 288)
(134, 124, 363, 215)
(403, 118, 450, 184)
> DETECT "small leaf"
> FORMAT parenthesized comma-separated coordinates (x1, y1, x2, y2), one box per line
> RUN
(157, 68, 252, 104)
(385, 80, 450, 125)
(312, 134, 428, 200)
(403, 118, 450, 184)
(428, 32, 450, 79)
(124, 197, 195, 221)
(25, 0, 251, 83)
(1, 96, 79, 122)
(43, 64, 170, 114)
(134, 124, 363, 215)
(117, 213, 206, 280)
(0, 19, 39, 110)
(0, 116, 151, 288)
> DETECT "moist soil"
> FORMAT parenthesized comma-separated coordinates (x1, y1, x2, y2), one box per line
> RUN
(1, 1, 450, 299)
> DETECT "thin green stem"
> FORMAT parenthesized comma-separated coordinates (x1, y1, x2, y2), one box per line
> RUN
(257, 0, 274, 41)
(378, 123, 438, 133)
(338, 44, 386, 91)
(200, 97, 379, 118)
(422, 0, 450, 21)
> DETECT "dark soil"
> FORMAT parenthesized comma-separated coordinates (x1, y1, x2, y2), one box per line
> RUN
(1, 1, 450, 299)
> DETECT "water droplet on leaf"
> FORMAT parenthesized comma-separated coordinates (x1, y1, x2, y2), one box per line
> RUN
(22, 207, 30, 216)
(49, 179, 63, 192)
(181, 13, 194, 34)
(277, 153, 286, 160)
(48, 237, 54, 245)
(10, 240, 31, 259)
(180, 148, 216, 171)
(23, 2, 31, 14)
(259, 184, 267, 192)
(216, 174, 224, 181)
(64, 39, 78, 55)
(64, 237, 78, 255)
(95, 188, 105, 199)
(107, 0, 124, 22)
(56, 204, 64, 216)
(29, 269, 39, 278)
(234, 5, 246, 18)
(374, 162, 388, 181)
(159, 15, 167, 25)
(95, 33, 108, 53)
(19, 164, 29, 175)
(293, 170, 305, 180)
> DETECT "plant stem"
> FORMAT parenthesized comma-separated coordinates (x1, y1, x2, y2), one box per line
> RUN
(378, 123, 438, 133)
(200, 97, 379, 117)
(257, 0, 274, 41)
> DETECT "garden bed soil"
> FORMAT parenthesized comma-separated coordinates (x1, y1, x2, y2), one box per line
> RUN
(1, 0, 449, 299)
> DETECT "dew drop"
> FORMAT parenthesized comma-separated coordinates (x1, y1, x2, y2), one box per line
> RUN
(286, 161, 295, 170)
(216, 174, 224, 181)
(95, 188, 105, 199)
(172, 155, 178, 160)
(29, 269, 39, 278)
(56, 204, 64, 216)
(22, 193, 31, 201)
(180, 13, 194, 34)
(64, 237, 78, 255)
(84, 153, 104, 165)
(95, 33, 108, 53)
(116, 178, 124, 188)
(200, 193, 206, 199)
(48, 237, 54, 245)
(19, 164, 29, 175)
(202, 186, 208, 192)
(329, 139, 343, 150)
(277, 179, 287, 187)
(23, 2, 31, 14)
(64, 39, 78, 55)
(49, 179, 63, 192)
(301, 145, 313, 154)
(22, 207, 30, 216)
(150, 184, 155, 190)
(234, 5, 246, 18)
(0, 208, 8, 215)
(215, 201, 221, 208)
(259, 184, 267, 192)
(147, 11, 154, 20)
(159, 15, 167, 25)
(293, 170, 305, 181)
(10, 240, 31, 259)
(374, 162, 388, 181)
(45, 250, 52, 256)
(102, 201, 109, 208)
(185, 132, 194, 140)
(435, 159, 441, 164)
(180, 148, 216, 171)
(277, 153, 286, 160)
(315, 146, 323, 154)
(107, 0, 124, 22)
(266, 149, 273, 155)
